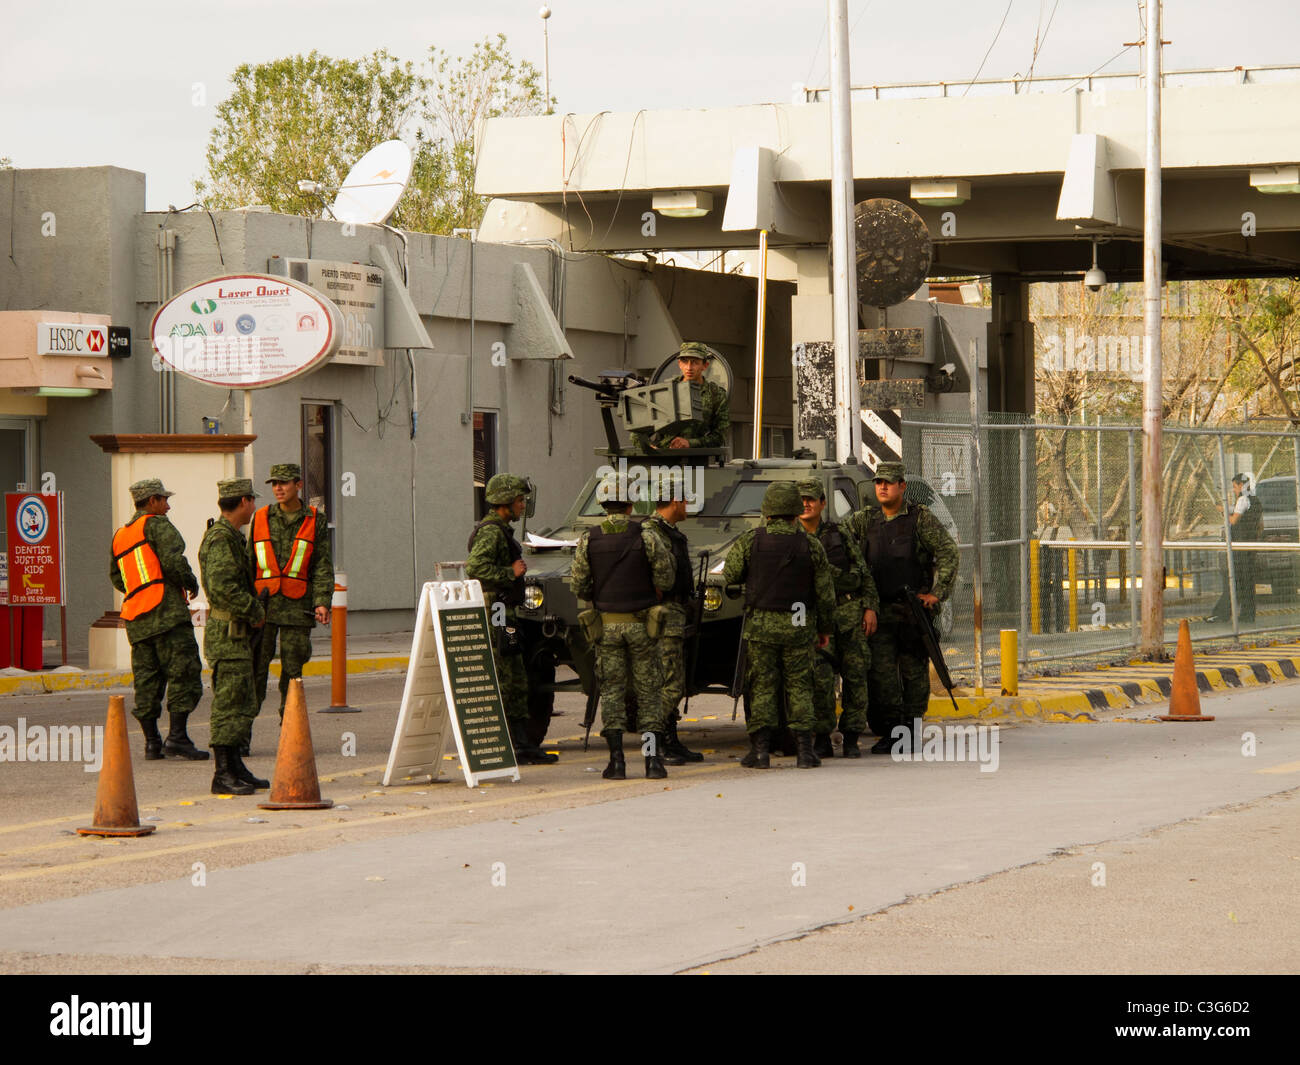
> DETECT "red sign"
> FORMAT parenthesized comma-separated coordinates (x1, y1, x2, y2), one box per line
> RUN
(6, 493, 65, 606)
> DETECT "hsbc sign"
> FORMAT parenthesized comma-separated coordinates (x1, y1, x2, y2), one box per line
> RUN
(37, 322, 109, 356)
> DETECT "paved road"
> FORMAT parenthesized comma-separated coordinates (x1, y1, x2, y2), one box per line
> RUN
(0, 674, 1296, 973)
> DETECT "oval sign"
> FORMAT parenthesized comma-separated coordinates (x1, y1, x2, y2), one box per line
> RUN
(150, 273, 342, 389)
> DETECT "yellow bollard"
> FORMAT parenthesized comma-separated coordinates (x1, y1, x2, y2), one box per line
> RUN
(1029, 540, 1041, 634)
(1068, 544, 1079, 632)
(1000, 630, 1018, 695)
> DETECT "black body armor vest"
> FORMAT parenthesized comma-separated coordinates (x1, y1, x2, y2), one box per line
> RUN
(747, 528, 814, 611)
(865, 507, 927, 602)
(588, 526, 658, 612)
(817, 522, 850, 571)
(651, 518, 693, 601)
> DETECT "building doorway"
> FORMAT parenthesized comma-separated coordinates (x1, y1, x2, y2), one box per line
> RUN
(301, 403, 337, 561)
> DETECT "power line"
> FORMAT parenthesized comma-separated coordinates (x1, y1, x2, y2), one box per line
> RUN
(963, 0, 1016, 97)
(1024, 0, 1063, 87)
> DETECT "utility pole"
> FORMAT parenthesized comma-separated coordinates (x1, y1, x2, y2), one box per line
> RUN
(540, 7, 553, 114)
(1140, 0, 1164, 656)
(828, 0, 862, 462)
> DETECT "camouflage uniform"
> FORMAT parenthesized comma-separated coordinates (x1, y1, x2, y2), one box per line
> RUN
(803, 511, 878, 738)
(570, 513, 675, 733)
(641, 513, 691, 718)
(249, 466, 334, 717)
(466, 512, 530, 725)
(849, 468, 960, 738)
(721, 511, 836, 735)
(199, 511, 265, 749)
(109, 504, 203, 728)
(635, 341, 731, 452)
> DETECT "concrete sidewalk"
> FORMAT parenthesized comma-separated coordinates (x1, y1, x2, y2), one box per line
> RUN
(0, 630, 412, 697)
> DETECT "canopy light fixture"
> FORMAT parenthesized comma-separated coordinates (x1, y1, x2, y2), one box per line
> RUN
(1249, 166, 1300, 195)
(910, 179, 970, 207)
(13, 386, 99, 398)
(652, 190, 714, 218)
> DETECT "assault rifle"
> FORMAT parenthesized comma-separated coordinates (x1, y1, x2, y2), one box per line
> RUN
(901, 585, 960, 714)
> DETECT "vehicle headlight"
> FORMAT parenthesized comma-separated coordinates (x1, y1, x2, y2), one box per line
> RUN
(704, 586, 722, 613)
(524, 584, 544, 610)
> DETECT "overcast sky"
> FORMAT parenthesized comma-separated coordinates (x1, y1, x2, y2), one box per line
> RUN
(4, 0, 1299, 210)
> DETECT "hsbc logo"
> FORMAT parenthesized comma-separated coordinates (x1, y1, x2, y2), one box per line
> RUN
(37, 322, 109, 357)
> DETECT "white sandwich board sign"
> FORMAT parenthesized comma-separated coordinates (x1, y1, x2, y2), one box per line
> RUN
(383, 580, 520, 788)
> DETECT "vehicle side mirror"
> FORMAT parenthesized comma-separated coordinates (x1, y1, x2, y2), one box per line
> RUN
(525, 479, 537, 519)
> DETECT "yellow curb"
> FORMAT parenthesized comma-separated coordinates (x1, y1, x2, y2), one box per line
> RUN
(0, 655, 413, 696)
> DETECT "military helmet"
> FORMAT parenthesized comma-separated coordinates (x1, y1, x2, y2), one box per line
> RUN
(761, 481, 802, 517)
(485, 473, 530, 505)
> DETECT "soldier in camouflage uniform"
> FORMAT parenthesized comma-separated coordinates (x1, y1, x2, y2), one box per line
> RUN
(248, 463, 333, 740)
(722, 481, 836, 769)
(569, 473, 675, 779)
(109, 478, 206, 761)
(198, 478, 269, 796)
(635, 341, 731, 452)
(466, 473, 557, 765)
(848, 462, 960, 754)
(641, 481, 704, 765)
(797, 479, 878, 759)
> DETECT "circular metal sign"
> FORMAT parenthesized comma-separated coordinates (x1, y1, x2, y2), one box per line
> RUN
(854, 198, 933, 309)
(151, 273, 342, 389)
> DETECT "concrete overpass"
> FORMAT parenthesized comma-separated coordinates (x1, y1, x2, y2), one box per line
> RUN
(476, 72, 1300, 419)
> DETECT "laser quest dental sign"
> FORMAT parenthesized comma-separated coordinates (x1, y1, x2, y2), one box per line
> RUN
(150, 273, 343, 388)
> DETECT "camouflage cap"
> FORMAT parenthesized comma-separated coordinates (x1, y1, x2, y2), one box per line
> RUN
(266, 463, 301, 483)
(129, 478, 174, 503)
(678, 341, 716, 362)
(761, 481, 802, 517)
(797, 478, 825, 500)
(874, 462, 907, 483)
(485, 473, 530, 505)
(217, 477, 258, 501)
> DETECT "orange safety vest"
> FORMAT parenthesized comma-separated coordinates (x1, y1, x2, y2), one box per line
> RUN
(252, 505, 317, 599)
(112, 516, 166, 621)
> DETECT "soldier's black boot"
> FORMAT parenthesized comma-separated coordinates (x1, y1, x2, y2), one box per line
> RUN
(795, 731, 820, 768)
(664, 713, 703, 763)
(510, 719, 558, 765)
(602, 730, 626, 780)
(229, 746, 269, 789)
(645, 732, 668, 780)
(814, 732, 834, 759)
(163, 712, 209, 760)
(140, 717, 164, 761)
(740, 727, 771, 769)
(870, 708, 904, 753)
(211, 747, 254, 795)
(841, 730, 862, 758)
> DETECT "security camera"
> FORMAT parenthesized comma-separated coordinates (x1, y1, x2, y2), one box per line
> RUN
(1084, 237, 1106, 290)
(939, 362, 956, 377)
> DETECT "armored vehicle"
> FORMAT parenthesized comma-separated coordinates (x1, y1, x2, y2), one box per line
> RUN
(508, 352, 959, 745)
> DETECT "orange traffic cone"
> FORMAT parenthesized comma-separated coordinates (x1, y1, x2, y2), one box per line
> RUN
(1158, 619, 1215, 722)
(78, 695, 156, 837)
(258, 679, 333, 810)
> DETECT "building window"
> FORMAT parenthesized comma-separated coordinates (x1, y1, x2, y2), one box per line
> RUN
(474, 411, 499, 516)
(761, 425, 790, 458)
(301, 403, 337, 560)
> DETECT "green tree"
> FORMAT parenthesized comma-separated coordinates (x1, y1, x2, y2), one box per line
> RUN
(195, 50, 424, 219)
(195, 36, 549, 234)
(0, 157, 13, 169)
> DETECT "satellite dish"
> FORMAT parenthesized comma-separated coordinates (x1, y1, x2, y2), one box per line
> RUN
(331, 140, 413, 225)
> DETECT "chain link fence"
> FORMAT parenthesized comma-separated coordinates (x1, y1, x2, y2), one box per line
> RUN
(901, 413, 1300, 685)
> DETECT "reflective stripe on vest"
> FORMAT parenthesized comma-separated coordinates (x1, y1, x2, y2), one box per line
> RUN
(112, 515, 166, 621)
(252, 505, 317, 599)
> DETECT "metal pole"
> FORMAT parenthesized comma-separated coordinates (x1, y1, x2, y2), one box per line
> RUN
(1139, 0, 1165, 656)
(1217, 432, 1240, 639)
(243, 389, 254, 482)
(751, 229, 769, 458)
(827, 0, 862, 462)
(1019, 425, 1030, 667)
(970, 338, 984, 694)
(540, 7, 552, 114)
(1127, 429, 1139, 650)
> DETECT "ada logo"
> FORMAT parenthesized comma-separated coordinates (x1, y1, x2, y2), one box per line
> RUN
(16, 496, 49, 545)
(169, 322, 206, 337)
(190, 299, 218, 314)
(235, 314, 256, 335)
